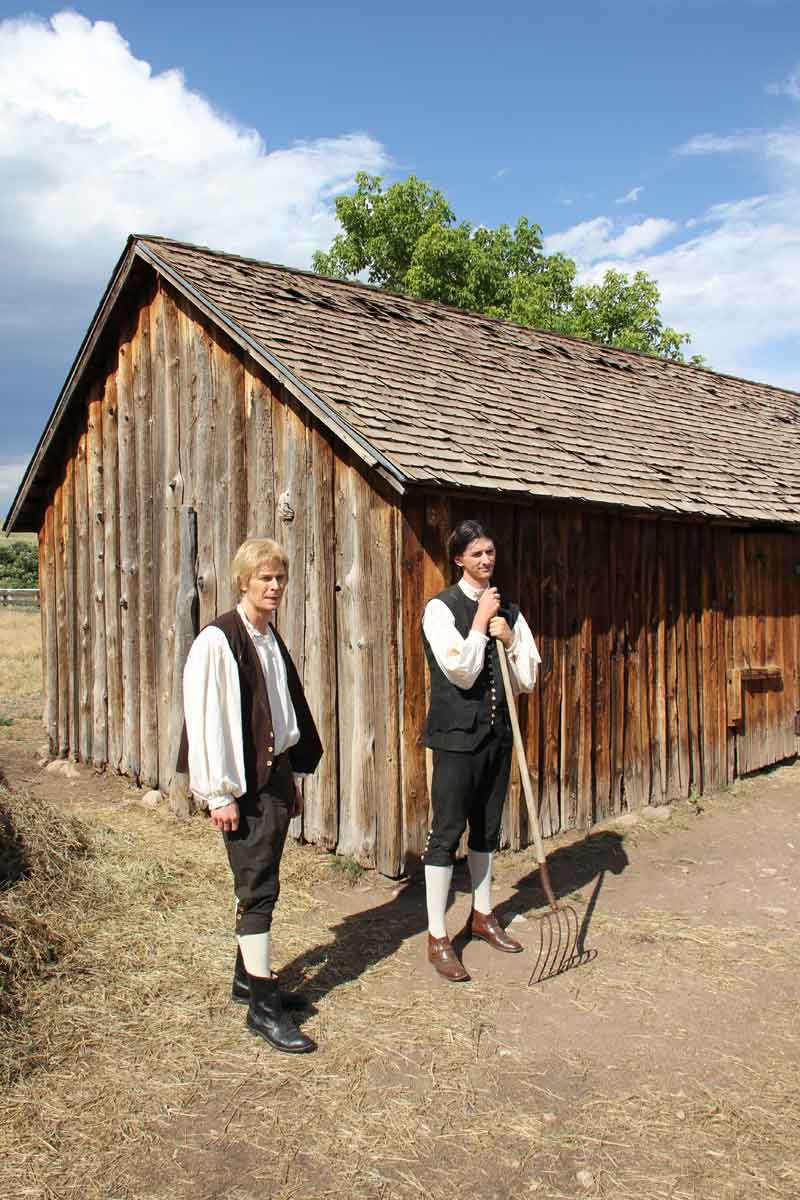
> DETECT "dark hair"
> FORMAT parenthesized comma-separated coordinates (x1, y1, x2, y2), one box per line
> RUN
(447, 520, 495, 562)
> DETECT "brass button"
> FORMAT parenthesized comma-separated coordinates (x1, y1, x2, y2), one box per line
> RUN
(267, 759, 273, 766)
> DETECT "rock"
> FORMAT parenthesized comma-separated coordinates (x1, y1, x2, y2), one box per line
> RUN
(45, 759, 65, 774)
(45, 759, 81, 779)
(576, 1168, 594, 1190)
(614, 813, 640, 828)
(140, 789, 163, 809)
(642, 805, 672, 822)
(542, 1112, 559, 1125)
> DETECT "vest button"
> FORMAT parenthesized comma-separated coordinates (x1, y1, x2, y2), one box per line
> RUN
(267, 759, 273, 766)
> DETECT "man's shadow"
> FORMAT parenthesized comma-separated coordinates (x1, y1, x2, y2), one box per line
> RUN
(279, 830, 629, 1008)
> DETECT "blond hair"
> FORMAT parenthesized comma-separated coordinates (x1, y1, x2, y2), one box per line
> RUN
(231, 538, 289, 594)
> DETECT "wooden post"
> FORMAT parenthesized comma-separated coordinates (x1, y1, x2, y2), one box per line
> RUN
(117, 337, 140, 779)
(102, 374, 123, 772)
(40, 507, 58, 752)
(88, 388, 108, 767)
(302, 423, 339, 850)
(135, 306, 159, 786)
(168, 505, 198, 817)
(53, 483, 69, 756)
(75, 431, 92, 763)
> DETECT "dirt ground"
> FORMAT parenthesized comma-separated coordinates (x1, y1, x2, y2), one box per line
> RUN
(1, 609, 799, 1199)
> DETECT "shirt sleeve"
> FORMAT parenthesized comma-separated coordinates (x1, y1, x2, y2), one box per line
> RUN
(182, 627, 247, 809)
(505, 611, 542, 695)
(422, 597, 489, 690)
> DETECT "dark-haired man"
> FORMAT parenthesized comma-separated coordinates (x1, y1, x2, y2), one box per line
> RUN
(422, 520, 541, 982)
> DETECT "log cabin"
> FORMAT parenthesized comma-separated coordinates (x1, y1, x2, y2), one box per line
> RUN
(5, 235, 800, 876)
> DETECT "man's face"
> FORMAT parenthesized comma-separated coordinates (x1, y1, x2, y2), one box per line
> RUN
(454, 537, 496, 585)
(242, 559, 288, 615)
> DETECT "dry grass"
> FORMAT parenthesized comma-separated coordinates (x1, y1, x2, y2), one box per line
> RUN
(0, 609, 42, 734)
(1, 609, 799, 1198)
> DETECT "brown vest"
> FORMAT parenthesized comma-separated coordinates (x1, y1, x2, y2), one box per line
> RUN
(177, 610, 323, 795)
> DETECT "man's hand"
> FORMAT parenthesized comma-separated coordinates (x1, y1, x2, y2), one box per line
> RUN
(211, 801, 240, 833)
(472, 586, 501, 634)
(291, 781, 304, 819)
(489, 615, 513, 648)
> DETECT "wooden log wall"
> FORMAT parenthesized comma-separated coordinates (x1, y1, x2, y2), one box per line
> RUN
(33, 271, 800, 875)
(36, 276, 400, 868)
(399, 496, 800, 863)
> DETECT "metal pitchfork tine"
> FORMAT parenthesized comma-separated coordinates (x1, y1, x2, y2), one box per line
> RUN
(495, 639, 583, 984)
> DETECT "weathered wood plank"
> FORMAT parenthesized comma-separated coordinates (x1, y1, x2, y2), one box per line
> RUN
(117, 334, 140, 779)
(87, 387, 107, 767)
(211, 338, 231, 614)
(685, 525, 702, 793)
(560, 512, 581, 832)
(40, 507, 58, 751)
(53, 484, 69, 756)
(664, 524, 682, 799)
(301, 422, 339, 851)
(373, 486, 402, 877)
(134, 305, 158, 786)
(640, 520, 661, 805)
(675, 528, 691, 797)
(539, 511, 563, 835)
(422, 494, 451, 817)
(74, 430, 92, 763)
(516, 506, 542, 844)
(227, 350, 247, 587)
(622, 520, 645, 810)
(589, 515, 611, 822)
(272, 389, 308, 841)
(608, 519, 625, 814)
(168, 506, 198, 817)
(245, 367, 275, 539)
(153, 285, 181, 787)
(399, 495, 429, 867)
(193, 324, 217, 626)
(102, 373, 123, 772)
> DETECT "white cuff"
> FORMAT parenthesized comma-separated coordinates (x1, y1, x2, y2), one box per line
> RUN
(207, 794, 239, 811)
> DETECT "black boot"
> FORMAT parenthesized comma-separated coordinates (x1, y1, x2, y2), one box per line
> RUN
(246, 974, 316, 1054)
(231, 948, 308, 1011)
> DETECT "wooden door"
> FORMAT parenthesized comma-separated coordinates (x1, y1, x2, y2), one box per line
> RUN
(730, 532, 798, 774)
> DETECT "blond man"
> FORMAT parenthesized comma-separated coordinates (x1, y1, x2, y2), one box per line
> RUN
(180, 538, 322, 1054)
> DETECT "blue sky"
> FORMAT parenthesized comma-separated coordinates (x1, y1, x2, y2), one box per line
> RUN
(2, 0, 799, 517)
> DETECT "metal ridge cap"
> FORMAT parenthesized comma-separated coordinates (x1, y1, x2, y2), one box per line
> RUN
(134, 239, 407, 489)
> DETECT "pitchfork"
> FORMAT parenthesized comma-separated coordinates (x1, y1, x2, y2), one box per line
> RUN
(495, 639, 584, 984)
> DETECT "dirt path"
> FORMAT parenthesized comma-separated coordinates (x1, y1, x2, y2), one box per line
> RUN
(2, 635, 800, 1197)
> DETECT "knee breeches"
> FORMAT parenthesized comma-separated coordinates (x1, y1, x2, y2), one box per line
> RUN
(424, 733, 512, 867)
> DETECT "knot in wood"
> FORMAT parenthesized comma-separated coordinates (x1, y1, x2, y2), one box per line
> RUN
(277, 491, 295, 522)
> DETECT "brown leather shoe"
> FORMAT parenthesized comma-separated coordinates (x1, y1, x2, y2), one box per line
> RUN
(463, 909, 523, 954)
(428, 933, 470, 982)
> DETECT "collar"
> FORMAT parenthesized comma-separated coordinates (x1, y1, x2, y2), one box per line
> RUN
(458, 577, 488, 602)
(236, 603, 274, 642)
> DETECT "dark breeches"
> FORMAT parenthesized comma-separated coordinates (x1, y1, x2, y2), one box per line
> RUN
(223, 754, 296, 935)
(424, 731, 513, 867)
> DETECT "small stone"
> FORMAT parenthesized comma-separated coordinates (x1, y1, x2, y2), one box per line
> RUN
(576, 1169, 594, 1190)
(676, 1109, 686, 1120)
(45, 759, 65, 774)
(762, 906, 788, 916)
(614, 813, 640, 828)
(542, 1112, 559, 1124)
(760, 867, 778, 877)
(140, 789, 163, 808)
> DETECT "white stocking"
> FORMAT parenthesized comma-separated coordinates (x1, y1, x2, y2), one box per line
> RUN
(424, 864, 453, 938)
(468, 849, 493, 915)
(238, 931, 271, 978)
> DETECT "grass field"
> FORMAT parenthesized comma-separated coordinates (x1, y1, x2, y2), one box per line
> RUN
(1, 610, 799, 1200)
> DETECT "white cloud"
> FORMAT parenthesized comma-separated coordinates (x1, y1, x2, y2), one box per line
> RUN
(493, 167, 510, 179)
(616, 185, 643, 204)
(677, 128, 800, 170)
(0, 11, 389, 306)
(545, 216, 677, 262)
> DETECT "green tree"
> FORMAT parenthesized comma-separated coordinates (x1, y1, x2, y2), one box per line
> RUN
(0, 541, 38, 588)
(313, 173, 702, 364)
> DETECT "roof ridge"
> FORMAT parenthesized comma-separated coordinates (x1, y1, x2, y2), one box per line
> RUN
(135, 234, 800, 400)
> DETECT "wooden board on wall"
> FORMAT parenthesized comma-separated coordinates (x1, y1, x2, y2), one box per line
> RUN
(102, 373, 123, 773)
(245, 367, 275, 540)
(134, 305, 159, 786)
(399, 495, 430, 867)
(87, 387, 107, 768)
(302, 421, 339, 850)
(117, 334, 140, 780)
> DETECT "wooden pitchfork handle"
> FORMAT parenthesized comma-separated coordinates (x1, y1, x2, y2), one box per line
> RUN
(495, 639, 559, 910)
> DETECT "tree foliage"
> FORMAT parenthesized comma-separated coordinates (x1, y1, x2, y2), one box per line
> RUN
(313, 174, 702, 364)
(0, 541, 38, 588)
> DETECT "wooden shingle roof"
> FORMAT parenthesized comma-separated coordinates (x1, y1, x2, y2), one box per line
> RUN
(141, 236, 800, 524)
(6, 233, 800, 532)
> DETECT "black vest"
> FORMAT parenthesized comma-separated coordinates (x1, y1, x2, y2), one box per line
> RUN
(422, 585, 519, 752)
(177, 610, 323, 794)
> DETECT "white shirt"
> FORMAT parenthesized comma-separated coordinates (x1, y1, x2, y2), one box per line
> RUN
(422, 578, 541, 694)
(182, 605, 301, 810)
